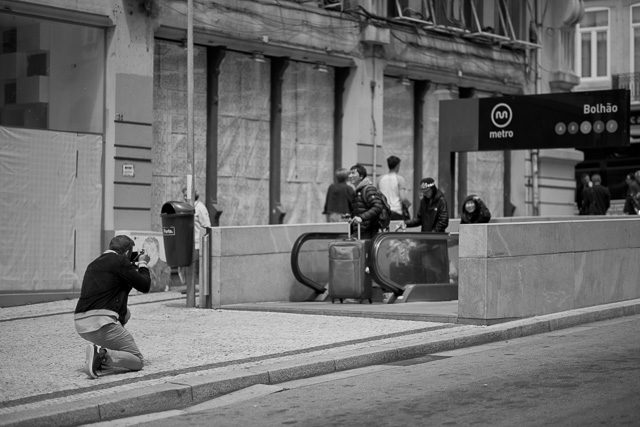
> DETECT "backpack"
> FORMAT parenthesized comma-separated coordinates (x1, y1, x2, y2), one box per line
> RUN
(365, 185, 392, 232)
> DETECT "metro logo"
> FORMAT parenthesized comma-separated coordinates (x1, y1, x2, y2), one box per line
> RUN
(490, 103, 513, 128)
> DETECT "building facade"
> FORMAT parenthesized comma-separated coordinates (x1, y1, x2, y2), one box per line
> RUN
(575, 0, 640, 211)
(0, 0, 584, 302)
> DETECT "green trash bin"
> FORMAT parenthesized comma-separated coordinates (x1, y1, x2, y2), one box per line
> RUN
(161, 201, 195, 267)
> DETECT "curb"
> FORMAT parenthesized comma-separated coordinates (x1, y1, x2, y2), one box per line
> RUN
(3, 299, 640, 427)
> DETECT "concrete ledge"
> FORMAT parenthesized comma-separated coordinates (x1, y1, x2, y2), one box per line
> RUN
(459, 217, 640, 322)
(97, 382, 193, 420)
(262, 359, 336, 384)
(0, 400, 100, 427)
(170, 371, 269, 402)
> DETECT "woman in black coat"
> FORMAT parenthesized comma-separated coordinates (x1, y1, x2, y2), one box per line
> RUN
(460, 194, 492, 224)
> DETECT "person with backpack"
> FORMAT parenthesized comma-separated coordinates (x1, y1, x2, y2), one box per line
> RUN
(404, 177, 449, 232)
(347, 164, 388, 239)
(377, 155, 410, 220)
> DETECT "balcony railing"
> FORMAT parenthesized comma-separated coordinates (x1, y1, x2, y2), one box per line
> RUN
(612, 73, 640, 102)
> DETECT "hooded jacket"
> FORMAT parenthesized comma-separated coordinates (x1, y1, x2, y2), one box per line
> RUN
(460, 195, 492, 224)
(351, 178, 385, 237)
(406, 186, 449, 232)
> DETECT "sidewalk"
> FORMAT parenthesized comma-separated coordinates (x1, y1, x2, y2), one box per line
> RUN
(2, 292, 640, 427)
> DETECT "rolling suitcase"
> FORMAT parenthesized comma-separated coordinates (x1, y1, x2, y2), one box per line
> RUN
(328, 222, 373, 304)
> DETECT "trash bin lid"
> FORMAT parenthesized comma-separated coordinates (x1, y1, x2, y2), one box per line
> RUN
(161, 201, 196, 215)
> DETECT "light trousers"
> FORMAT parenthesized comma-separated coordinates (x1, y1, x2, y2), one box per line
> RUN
(79, 322, 144, 375)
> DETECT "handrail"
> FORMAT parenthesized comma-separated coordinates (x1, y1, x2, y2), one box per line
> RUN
(290, 232, 347, 294)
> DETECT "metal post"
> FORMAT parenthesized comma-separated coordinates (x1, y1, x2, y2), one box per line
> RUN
(185, 0, 196, 307)
(199, 230, 212, 308)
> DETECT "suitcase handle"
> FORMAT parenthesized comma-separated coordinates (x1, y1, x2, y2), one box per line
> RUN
(348, 219, 361, 240)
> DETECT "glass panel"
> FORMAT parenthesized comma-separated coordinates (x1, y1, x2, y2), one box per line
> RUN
(0, 13, 104, 133)
(372, 232, 458, 290)
(634, 28, 640, 71)
(296, 239, 334, 289)
(581, 33, 592, 77)
(596, 31, 608, 76)
(582, 10, 608, 28)
(633, 5, 640, 24)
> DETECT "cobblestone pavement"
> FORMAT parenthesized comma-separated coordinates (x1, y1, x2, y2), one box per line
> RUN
(0, 292, 463, 415)
(3, 292, 639, 427)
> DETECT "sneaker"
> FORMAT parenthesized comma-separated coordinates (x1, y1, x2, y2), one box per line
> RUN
(85, 344, 104, 379)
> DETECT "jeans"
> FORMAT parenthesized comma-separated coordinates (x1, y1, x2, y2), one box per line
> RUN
(79, 322, 144, 375)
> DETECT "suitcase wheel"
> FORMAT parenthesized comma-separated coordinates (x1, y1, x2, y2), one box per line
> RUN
(368, 299, 373, 304)
(340, 298, 343, 303)
(331, 299, 335, 304)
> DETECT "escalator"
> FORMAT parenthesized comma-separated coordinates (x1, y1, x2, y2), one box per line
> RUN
(290, 230, 459, 303)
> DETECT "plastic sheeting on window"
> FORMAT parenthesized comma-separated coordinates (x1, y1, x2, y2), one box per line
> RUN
(0, 127, 103, 293)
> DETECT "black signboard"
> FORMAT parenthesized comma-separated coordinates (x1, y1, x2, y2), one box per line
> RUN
(440, 90, 630, 152)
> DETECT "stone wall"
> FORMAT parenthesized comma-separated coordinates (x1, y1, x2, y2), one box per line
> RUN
(458, 217, 640, 323)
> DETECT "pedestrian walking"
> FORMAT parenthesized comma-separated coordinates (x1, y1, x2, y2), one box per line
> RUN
(323, 168, 354, 222)
(377, 155, 411, 220)
(582, 174, 610, 215)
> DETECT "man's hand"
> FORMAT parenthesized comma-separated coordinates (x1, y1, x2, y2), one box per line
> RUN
(138, 253, 150, 265)
(352, 216, 363, 224)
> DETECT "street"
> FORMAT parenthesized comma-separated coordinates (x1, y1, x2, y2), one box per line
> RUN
(92, 314, 640, 426)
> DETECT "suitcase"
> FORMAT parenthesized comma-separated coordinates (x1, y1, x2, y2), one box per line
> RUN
(328, 222, 373, 304)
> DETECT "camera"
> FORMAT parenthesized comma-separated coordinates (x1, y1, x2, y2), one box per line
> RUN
(129, 249, 145, 262)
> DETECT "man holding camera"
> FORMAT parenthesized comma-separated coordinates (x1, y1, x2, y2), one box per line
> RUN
(74, 235, 151, 379)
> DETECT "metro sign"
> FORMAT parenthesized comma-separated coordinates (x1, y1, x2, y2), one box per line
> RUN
(440, 90, 630, 152)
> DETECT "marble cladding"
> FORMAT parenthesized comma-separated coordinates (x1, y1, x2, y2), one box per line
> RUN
(208, 223, 345, 304)
(458, 218, 640, 320)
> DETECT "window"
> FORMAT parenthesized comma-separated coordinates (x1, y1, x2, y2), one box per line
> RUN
(0, 13, 104, 132)
(577, 8, 609, 79)
(632, 4, 640, 72)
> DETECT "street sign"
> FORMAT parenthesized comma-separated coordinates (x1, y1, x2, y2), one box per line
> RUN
(440, 90, 630, 152)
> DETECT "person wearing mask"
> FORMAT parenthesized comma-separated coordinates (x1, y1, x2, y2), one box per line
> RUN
(460, 195, 491, 224)
(74, 235, 151, 379)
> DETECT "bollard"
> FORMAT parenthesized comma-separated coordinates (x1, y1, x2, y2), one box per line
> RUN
(199, 229, 212, 308)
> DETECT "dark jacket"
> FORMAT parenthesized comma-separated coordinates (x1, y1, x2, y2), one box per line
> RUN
(323, 182, 354, 215)
(460, 195, 491, 224)
(583, 184, 611, 215)
(406, 188, 449, 232)
(75, 251, 151, 325)
(351, 179, 385, 238)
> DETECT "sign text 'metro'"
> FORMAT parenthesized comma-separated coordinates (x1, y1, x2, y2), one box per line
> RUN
(439, 90, 630, 152)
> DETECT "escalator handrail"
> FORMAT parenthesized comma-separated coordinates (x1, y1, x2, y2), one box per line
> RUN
(290, 232, 347, 293)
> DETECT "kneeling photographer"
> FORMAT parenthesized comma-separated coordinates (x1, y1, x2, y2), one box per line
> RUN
(74, 235, 151, 379)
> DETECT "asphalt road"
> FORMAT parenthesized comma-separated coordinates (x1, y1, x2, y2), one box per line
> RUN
(90, 315, 640, 427)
